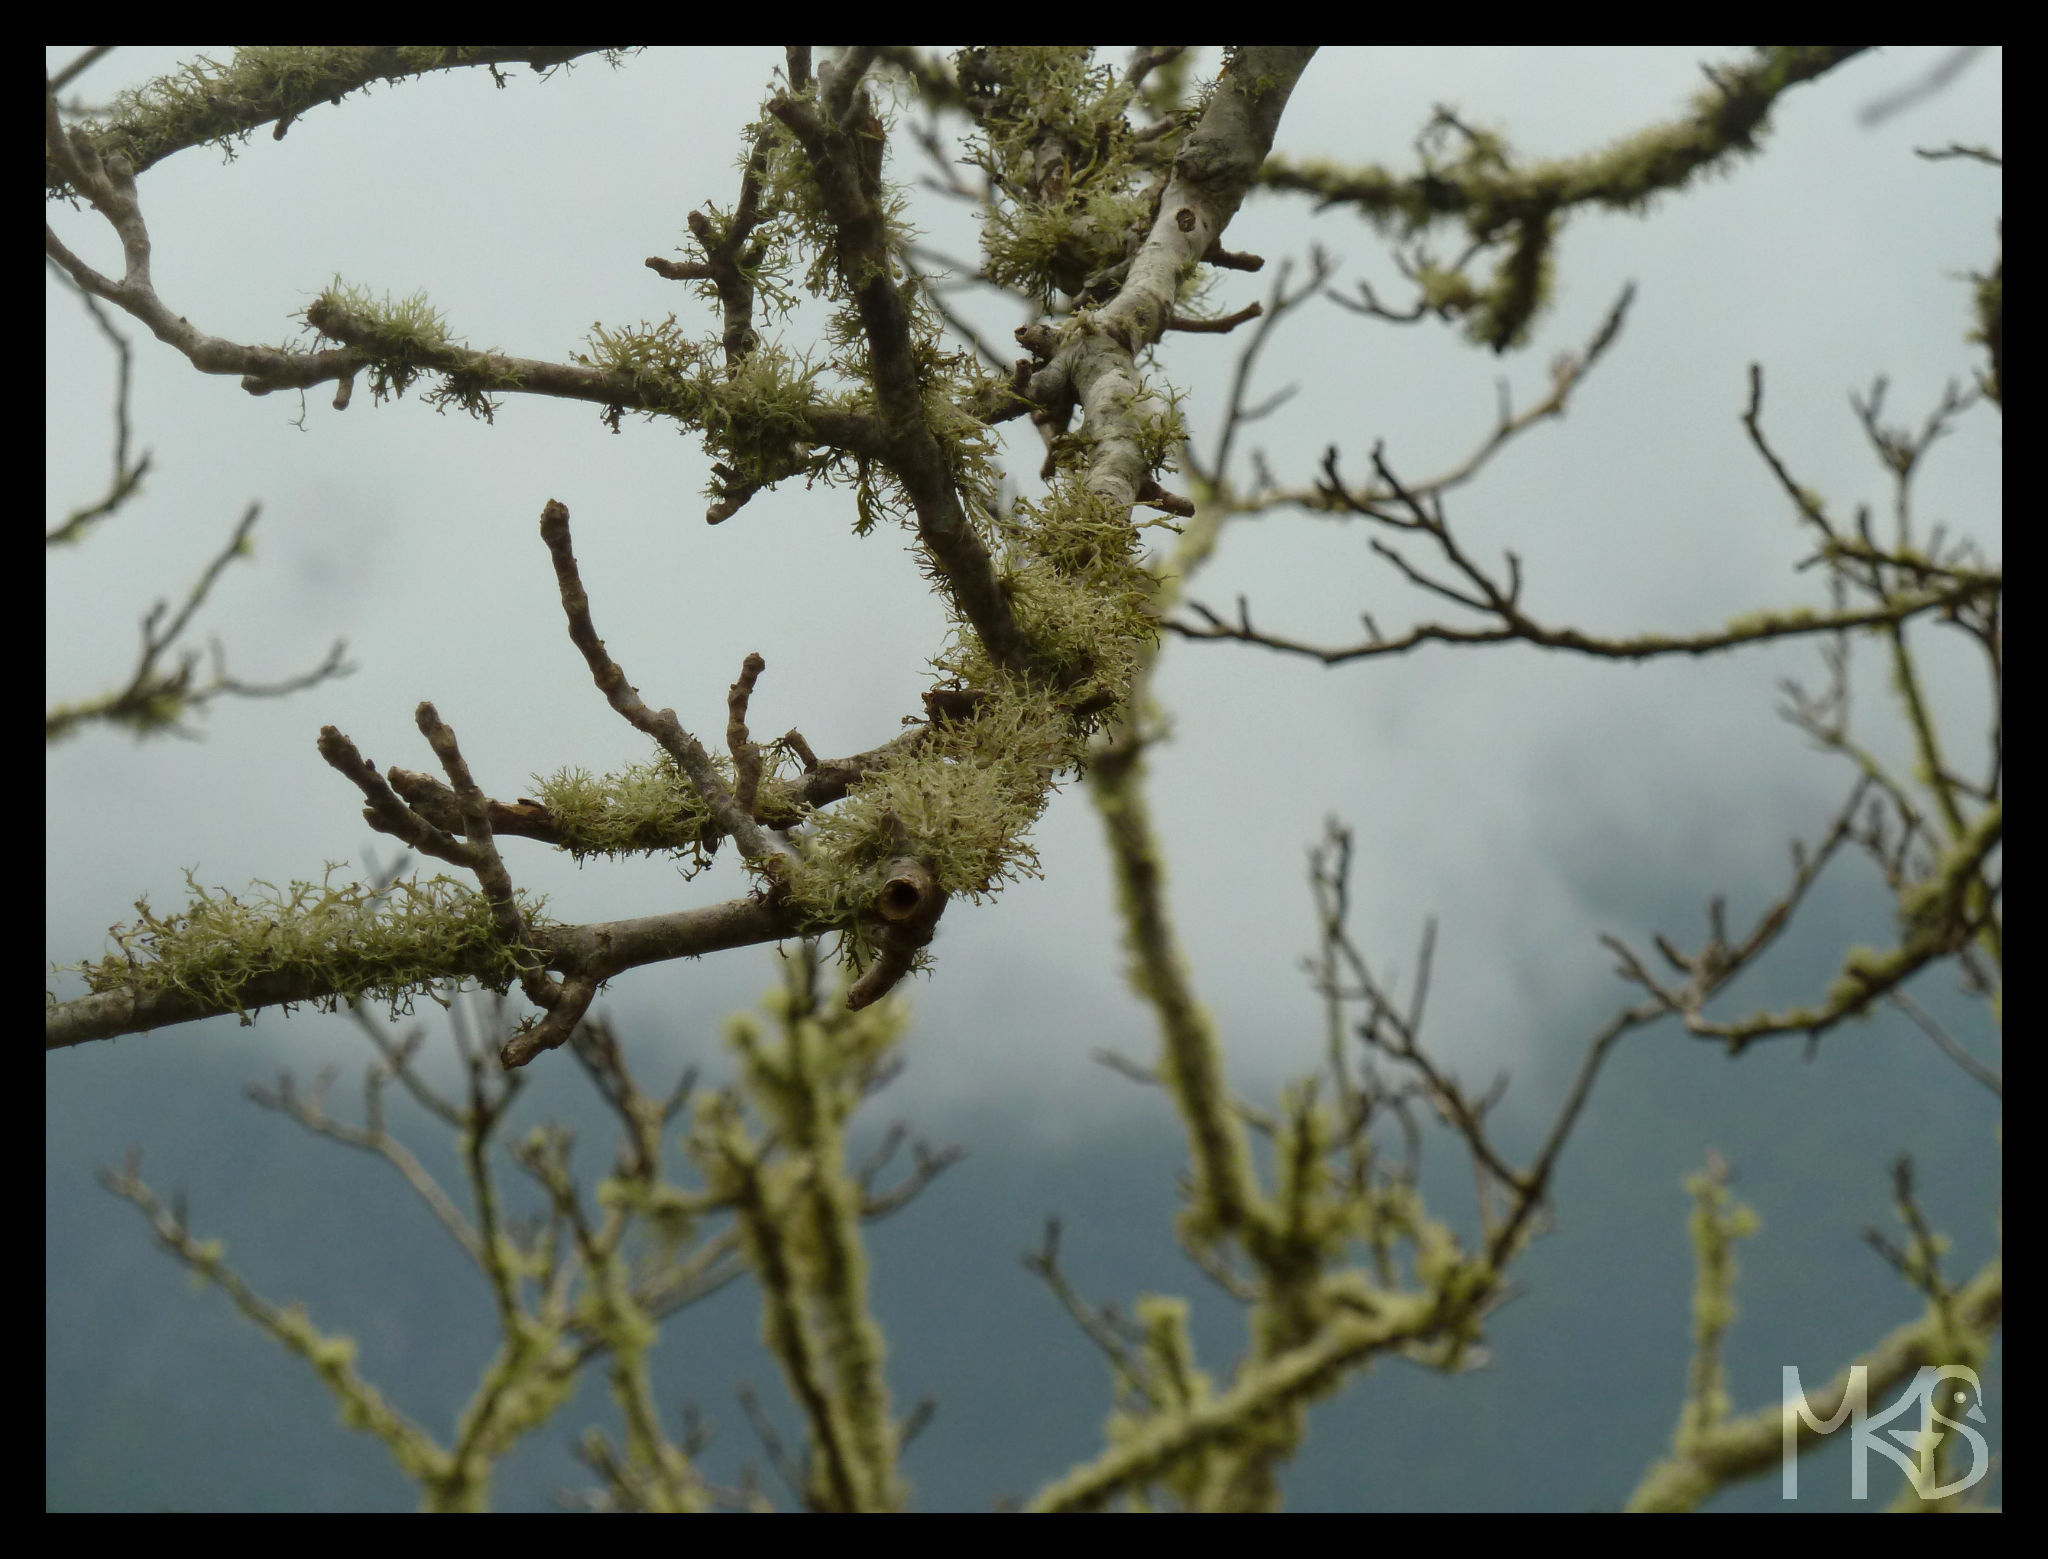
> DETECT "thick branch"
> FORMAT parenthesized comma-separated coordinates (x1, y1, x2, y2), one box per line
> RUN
(769, 82, 1030, 673)
(1062, 47, 1316, 513)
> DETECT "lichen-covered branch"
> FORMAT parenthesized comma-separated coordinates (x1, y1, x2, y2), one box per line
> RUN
(1629, 1171, 2000, 1513)
(687, 951, 923, 1509)
(46, 886, 801, 1051)
(97, 971, 947, 1510)
(538, 500, 791, 874)
(1258, 47, 1869, 349)
(47, 45, 1326, 1050)
(45, 47, 631, 198)
(769, 68, 1031, 673)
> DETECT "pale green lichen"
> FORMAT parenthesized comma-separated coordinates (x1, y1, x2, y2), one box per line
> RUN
(315, 280, 453, 358)
(1722, 603, 1822, 637)
(991, 481, 1161, 705)
(534, 747, 826, 869)
(532, 755, 724, 868)
(57, 48, 427, 180)
(775, 472, 1164, 964)
(576, 313, 711, 401)
(685, 962, 910, 1509)
(307, 279, 526, 418)
(1097, 1294, 1220, 1509)
(784, 691, 1064, 919)
(64, 866, 547, 1019)
(983, 178, 1157, 302)
(1824, 943, 1901, 1013)
(1126, 381, 1189, 474)
(961, 47, 1164, 304)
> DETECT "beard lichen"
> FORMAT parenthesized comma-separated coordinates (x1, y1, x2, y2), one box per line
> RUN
(531, 755, 725, 870)
(65, 866, 550, 1021)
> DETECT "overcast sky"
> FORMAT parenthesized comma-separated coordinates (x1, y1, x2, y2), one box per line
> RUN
(48, 47, 2000, 1511)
